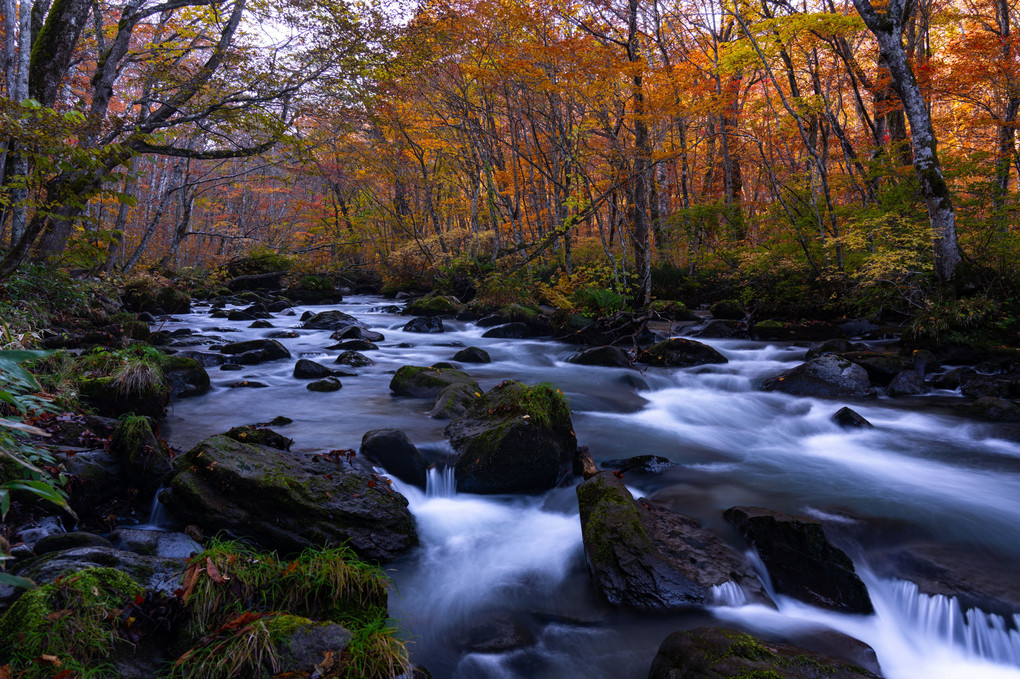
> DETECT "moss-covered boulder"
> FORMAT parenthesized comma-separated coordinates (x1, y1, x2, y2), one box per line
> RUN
(635, 338, 727, 367)
(109, 414, 172, 489)
(285, 274, 340, 304)
(0, 567, 143, 674)
(161, 435, 418, 561)
(724, 506, 873, 614)
(79, 375, 171, 418)
(577, 472, 766, 612)
(430, 382, 482, 420)
(762, 355, 874, 398)
(225, 425, 293, 450)
(162, 355, 211, 398)
(402, 294, 465, 317)
(648, 627, 880, 679)
(648, 300, 700, 322)
(567, 345, 632, 367)
(967, 396, 1020, 422)
(753, 319, 844, 341)
(839, 351, 912, 386)
(389, 365, 479, 398)
(122, 282, 191, 314)
(6, 545, 182, 596)
(445, 381, 576, 494)
(710, 299, 744, 320)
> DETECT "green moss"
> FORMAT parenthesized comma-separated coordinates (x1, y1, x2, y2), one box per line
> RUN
(479, 381, 570, 430)
(577, 475, 650, 566)
(755, 319, 784, 329)
(502, 303, 539, 323)
(110, 413, 167, 473)
(0, 567, 142, 673)
(403, 295, 464, 316)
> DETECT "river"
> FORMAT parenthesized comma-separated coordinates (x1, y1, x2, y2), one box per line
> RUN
(158, 296, 1020, 679)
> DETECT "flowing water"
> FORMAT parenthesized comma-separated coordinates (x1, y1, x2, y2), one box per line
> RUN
(158, 296, 1020, 679)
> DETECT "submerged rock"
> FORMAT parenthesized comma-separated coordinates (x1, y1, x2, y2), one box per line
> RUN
(886, 369, 929, 396)
(300, 310, 366, 331)
(567, 345, 632, 367)
(307, 376, 343, 392)
(404, 316, 445, 333)
(446, 381, 576, 494)
(762, 355, 873, 398)
(336, 350, 374, 367)
(967, 396, 1020, 422)
(724, 506, 873, 614)
(161, 435, 418, 560)
(360, 429, 428, 489)
(635, 338, 727, 368)
(218, 338, 291, 363)
(648, 627, 880, 679)
(293, 358, 339, 379)
(839, 351, 911, 386)
(453, 346, 491, 363)
(832, 407, 873, 429)
(577, 472, 766, 612)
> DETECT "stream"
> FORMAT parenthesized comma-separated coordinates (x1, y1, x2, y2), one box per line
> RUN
(156, 296, 1020, 679)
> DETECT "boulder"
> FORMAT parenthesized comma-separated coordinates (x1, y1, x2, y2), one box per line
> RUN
(78, 376, 170, 418)
(886, 370, 929, 396)
(307, 377, 343, 392)
(226, 271, 286, 292)
(429, 382, 482, 420)
(967, 396, 1020, 422)
(293, 358, 338, 379)
(108, 528, 199, 559)
(683, 320, 740, 339)
(360, 429, 428, 489)
(108, 415, 172, 492)
(389, 365, 479, 398)
(33, 532, 113, 555)
(454, 612, 536, 653)
(453, 346, 491, 363)
(832, 407, 873, 429)
(600, 455, 674, 474)
(723, 506, 873, 613)
(161, 435, 418, 561)
(806, 338, 852, 359)
(753, 320, 844, 341)
(572, 446, 598, 479)
(328, 339, 378, 351)
(271, 616, 353, 674)
(710, 300, 744, 320)
(301, 310, 366, 332)
(122, 284, 191, 314)
(162, 356, 211, 399)
(648, 627, 880, 679)
(335, 350, 374, 367)
(567, 346, 632, 368)
(482, 322, 541, 339)
(635, 338, 727, 368)
(839, 351, 912, 386)
(446, 381, 576, 494)
(577, 473, 767, 611)
(218, 339, 291, 363)
(330, 326, 384, 342)
(7, 546, 182, 596)
(225, 425, 293, 450)
(403, 316, 445, 333)
(402, 295, 465, 317)
(762, 355, 873, 398)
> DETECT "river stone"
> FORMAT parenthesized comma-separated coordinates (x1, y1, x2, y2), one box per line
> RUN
(577, 473, 767, 612)
(7, 546, 182, 597)
(266, 330, 300, 339)
(227, 379, 269, 388)
(967, 396, 1020, 422)
(724, 506, 874, 614)
(109, 415, 172, 491)
(806, 338, 852, 359)
(454, 612, 536, 653)
(108, 528, 199, 559)
(293, 358, 337, 379)
(600, 455, 675, 474)
(404, 316, 445, 333)
(161, 435, 417, 561)
(249, 320, 273, 329)
(218, 338, 291, 362)
(453, 346, 491, 363)
(482, 322, 545, 339)
(573, 446, 598, 479)
(886, 370, 929, 396)
(33, 532, 114, 555)
(446, 381, 576, 494)
(301, 310, 366, 332)
(360, 429, 428, 489)
(761, 355, 874, 398)
(648, 627, 880, 679)
(330, 326, 384, 343)
(567, 346, 632, 367)
(389, 365, 479, 398)
(307, 377, 343, 392)
(402, 295, 465, 317)
(839, 351, 912, 386)
(832, 407, 873, 428)
(429, 382, 482, 420)
(683, 319, 740, 339)
(635, 338, 728, 368)
(327, 339, 378, 351)
(273, 617, 353, 673)
(163, 356, 211, 398)
(335, 350, 374, 367)
(225, 425, 293, 450)
(753, 320, 844, 341)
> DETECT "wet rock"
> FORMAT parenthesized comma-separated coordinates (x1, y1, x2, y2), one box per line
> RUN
(907, 348, 940, 376)
(572, 446, 598, 479)
(8, 546, 182, 596)
(161, 435, 418, 560)
(293, 358, 338, 379)
(886, 370, 929, 396)
(430, 361, 459, 370)
(225, 425, 293, 450)
(33, 532, 113, 555)
(404, 316, 445, 333)
(163, 355, 211, 399)
(266, 330, 300, 339)
(108, 528, 199, 559)
(453, 346, 491, 363)
(219, 338, 291, 363)
(648, 627, 880, 679)
(174, 350, 226, 368)
(683, 320, 740, 339)
(429, 382, 481, 420)
(389, 365, 479, 398)
(336, 350, 374, 367)
(122, 283, 191, 314)
(249, 320, 274, 328)
(839, 351, 912, 386)
(78, 376, 170, 418)
(63, 449, 125, 514)
(360, 429, 428, 489)
(832, 407, 873, 428)
(577, 473, 767, 611)
(567, 346, 632, 367)
(753, 320, 843, 341)
(724, 506, 873, 614)
(330, 325, 385, 342)
(840, 317, 880, 338)
(455, 612, 536, 653)
(600, 455, 675, 474)
(446, 381, 576, 494)
(967, 396, 1020, 422)
(482, 322, 541, 339)
(109, 415, 172, 492)
(327, 339, 379, 351)
(710, 300, 744, 320)
(220, 363, 242, 371)
(636, 338, 727, 368)
(226, 380, 269, 388)
(402, 295, 465, 317)
(301, 310, 366, 332)
(762, 355, 873, 398)
(929, 367, 974, 390)
(477, 313, 509, 328)
(806, 338, 852, 359)
(273, 617, 353, 673)
(307, 377, 343, 392)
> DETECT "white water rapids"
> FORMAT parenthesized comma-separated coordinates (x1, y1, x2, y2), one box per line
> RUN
(157, 296, 1020, 679)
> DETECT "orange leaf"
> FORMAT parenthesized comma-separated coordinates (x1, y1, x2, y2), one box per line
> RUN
(205, 557, 228, 584)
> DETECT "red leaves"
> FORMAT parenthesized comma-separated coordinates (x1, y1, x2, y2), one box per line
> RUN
(178, 556, 230, 603)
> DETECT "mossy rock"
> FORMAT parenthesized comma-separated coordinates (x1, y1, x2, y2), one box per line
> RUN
(226, 425, 293, 450)
(336, 350, 374, 368)
(429, 382, 482, 420)
(122, 319, 151, 340)
(648, 627, 880, 679)
(445, 381, 575, 494)
(79, 375, 171, 418)
(636, 338, 728, 367)
(389, 365, 479, 398)
(109, 414, 172, 485)
(123, 282, 191, 314)
(402, 295, 465, 317)
(648, 300, 699, 322)
(162, 355, 211, 398)
(0, 567, 143, 672)
(710, 299, 744, 320)
(161, 435, 418, 561)
(753, 320, 844, 342)
(839, 351, 912, 386)
(967, 396, 1020, 422)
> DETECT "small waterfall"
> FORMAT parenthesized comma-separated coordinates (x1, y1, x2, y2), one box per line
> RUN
(143, 488, 170, 529)
(426, 467, 457, 498)
(712, 581, 748, 606)
(883, 579, 1020, 666)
